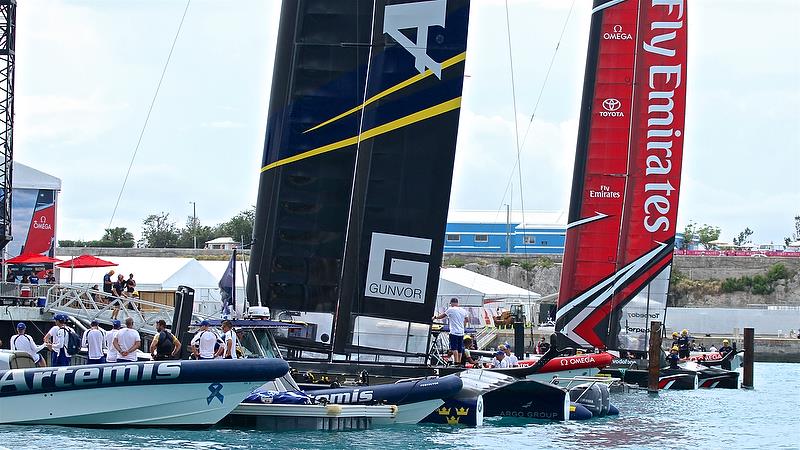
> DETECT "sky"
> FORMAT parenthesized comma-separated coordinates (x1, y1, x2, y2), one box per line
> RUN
(14, 0, 800, 245)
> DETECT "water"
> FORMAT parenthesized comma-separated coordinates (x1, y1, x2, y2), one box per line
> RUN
(1, 363, 798, 450)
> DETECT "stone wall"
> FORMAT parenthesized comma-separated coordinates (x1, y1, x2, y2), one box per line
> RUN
(445, 254, 800, 307)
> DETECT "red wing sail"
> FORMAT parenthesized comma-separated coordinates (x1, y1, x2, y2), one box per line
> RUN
(557, 0, 687, 350)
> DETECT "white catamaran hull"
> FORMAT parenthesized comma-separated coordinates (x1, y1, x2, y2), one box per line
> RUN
(0, 382, 262, 426)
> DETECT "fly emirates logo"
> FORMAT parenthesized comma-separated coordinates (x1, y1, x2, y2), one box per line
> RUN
(642, 0, 684, 233)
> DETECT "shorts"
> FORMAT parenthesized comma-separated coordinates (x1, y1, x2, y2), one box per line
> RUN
(449, 334, 465, 353)
(679, 349, 690, 358)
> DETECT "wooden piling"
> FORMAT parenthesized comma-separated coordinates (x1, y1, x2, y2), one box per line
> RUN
(742, 327, 754, 389)
(648, 321, 662, 394)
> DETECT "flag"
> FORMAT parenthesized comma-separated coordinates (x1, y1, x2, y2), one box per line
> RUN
(219, 251, 236, 315)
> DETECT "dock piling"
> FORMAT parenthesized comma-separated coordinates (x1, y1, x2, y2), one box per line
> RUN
(648, 321, 662, 394)
(742, 327, 754, 389)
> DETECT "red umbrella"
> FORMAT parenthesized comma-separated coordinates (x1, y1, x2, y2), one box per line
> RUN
(5, 253, 63, 264)
(56, 254, 117, 269)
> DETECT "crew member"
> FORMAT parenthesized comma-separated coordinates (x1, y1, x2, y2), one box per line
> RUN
(501, 344, 519, 367)
(10, 322, 46, 367)
(671, 331, 680, 349)
(491, 350, 509, 368)
(432, 298, 469, 366)
(718, 339, 733, 356)
(46, 315, 72, 367)
(82, 320, 106, 364)
(105, 320, 122, 363)
(667, 346, 680, 369)
(113, 317, 141, 362)
(677, 329, 691, 358)
(536, 336, 551, 355)
(43, 316, 61, 366)
(149, 319, 181, 360)
(462, 335, 477, 366)
(217, 320, 239, 359)
(191, 320, 219, 360)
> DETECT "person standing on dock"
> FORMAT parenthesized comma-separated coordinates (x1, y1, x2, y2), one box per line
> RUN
(82, 320, 106, 364)
(113, 317, 141, 362)
(536, 336, 551, 355)
(105, 320, 122, 363)
(10, 322, 46, 367)
(191, 320, 219, 360)
(432, 298, 469, 366)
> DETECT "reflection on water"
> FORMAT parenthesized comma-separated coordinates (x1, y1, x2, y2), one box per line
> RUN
(0, 363, 797, 450)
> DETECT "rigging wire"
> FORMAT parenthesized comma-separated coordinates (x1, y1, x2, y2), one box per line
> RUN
(494, 0, 577, 215)
(107, 0, 192, 230)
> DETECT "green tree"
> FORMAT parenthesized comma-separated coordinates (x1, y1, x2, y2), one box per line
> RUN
(784, 215, 800, 246)
(99, 227, 135, 248)
(732, 227, 753, 247)
(681, 222, 697, 249)
(696, 224, 721, 249)
(139, 212, 179, 248)
(217, 207, 255, 244)
(177, 216, 217, 248)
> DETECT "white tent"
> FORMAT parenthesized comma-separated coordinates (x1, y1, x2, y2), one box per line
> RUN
(54, 256, 220, 291)
(439, 268, 540, 302)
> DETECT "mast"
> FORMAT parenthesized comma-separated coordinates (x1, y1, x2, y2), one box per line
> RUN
(555, 0, 688, 351)
(0, 0, 15, 253)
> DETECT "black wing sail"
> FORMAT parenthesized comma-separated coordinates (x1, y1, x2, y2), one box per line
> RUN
(333, 0, 470, 358)
(248, 1, 375, 336)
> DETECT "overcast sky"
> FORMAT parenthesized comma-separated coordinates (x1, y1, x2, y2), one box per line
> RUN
(15, 0, 800, 245)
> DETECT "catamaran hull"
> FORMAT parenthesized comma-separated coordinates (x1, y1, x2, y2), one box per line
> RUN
(600, 368, 699, 390)
(0, 359, 290, 426)
(0, 382, 262, 426)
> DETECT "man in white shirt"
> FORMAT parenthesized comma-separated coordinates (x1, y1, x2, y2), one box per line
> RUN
(43, 316, 62, 366)
(10, 322, 46, 367)
(433, 297, 470, 366)
(46, 315, 72, 367)
(191, 320, 219, 360)
(82, 320, 106, 364)
(216, 320, 239, 359)
(491, 350, 510, 368)
(113, 317, 141, 362)
(501, 344, 519, 367)
(105, 320, 122, 363)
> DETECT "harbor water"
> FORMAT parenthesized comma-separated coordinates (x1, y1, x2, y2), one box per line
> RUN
(1, 363, 797, 450)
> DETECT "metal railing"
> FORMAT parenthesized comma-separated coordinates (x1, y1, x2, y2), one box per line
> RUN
(473, 326, 497, 350)
(42, 284, 212, 336)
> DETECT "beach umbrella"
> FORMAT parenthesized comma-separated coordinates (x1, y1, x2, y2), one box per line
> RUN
(56, 254, 118, 285)
(5, 253, 63, 264)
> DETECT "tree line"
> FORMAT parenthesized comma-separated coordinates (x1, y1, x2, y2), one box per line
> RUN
(681, 214, 800, 249)
(59, 207, 255, 249)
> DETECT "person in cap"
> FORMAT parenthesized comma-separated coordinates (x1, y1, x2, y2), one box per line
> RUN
(10, 322, 46, 367)
(718, 339, 733, 356)
(191, 320, 220, 360)
(150, 319, 181, 361)
(82, 320, 106, 364)
(46, 314, 73, 367)
(677, 329, 692, 358)
(501, 344, 519, 367)
(667, 345, 680, 369)
(432, 297, 470, 366)
(671, 331, 680, 349)
(105, 320, 122, 363)
(217, 320, 239, 359)
(113, 317, 141, 362)
(491, 349, 510, 368)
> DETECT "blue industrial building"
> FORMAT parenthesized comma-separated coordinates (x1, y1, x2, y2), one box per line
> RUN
(444, 211, 567, 254)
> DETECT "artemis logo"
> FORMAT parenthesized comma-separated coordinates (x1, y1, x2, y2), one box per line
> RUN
(384, 0, 447, 78)
(600, 98, 624, 117)
(365, 232, 432, 303)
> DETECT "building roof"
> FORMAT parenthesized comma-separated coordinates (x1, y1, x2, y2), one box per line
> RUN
(439, 268, 541, 302)
(447, 210, 567, 228)
(204, 237, 238, 245)
(13, 162, 62, 191)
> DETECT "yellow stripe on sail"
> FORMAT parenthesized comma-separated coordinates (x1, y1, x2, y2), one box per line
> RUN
(262, 97, 462, 172)
(303, 52, 466, 134)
